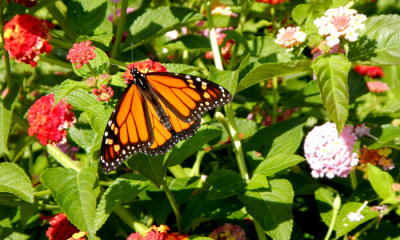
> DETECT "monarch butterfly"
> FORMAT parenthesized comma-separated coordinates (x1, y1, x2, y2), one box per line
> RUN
(100, 62, 232, 173)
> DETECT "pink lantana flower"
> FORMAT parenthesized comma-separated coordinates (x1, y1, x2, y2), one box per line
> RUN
(92, 84, 114, 101)
(67, 41, 96, 68)
(275, 26, 306, 49)
(314, 7, 367, 47)
(366, 81, 389, 93)
(304, 122, 359, 178)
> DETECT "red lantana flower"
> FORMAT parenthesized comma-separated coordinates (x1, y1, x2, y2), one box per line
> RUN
(67, 41, 96, 68)
(28, 94, 75, 145)
(127, 225, 188, 240)
(9, 0, 37, 8)
(123, 60, 167, 83)
(45, 213, 84, 240)
(256, 0, 286, 4)
(3, 14, 54, 67)
(354, 65, 384, 79)
(92, 84, 114, 101)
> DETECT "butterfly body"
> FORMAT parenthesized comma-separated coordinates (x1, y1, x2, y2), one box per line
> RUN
(100, 67, 232, 173)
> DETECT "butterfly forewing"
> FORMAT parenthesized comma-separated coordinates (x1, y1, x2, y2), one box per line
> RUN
(100, 68, 232, 173)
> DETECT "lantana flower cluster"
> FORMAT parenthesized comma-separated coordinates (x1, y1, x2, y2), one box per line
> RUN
(275, 26, 307, 49)
(358, 147, 394, 171)
(304, 122, 359, 178)
(67, 41, 96, 68)
(123, 60, 167, 83)
(28, 94, 75, 145)
(3, 14, 54, 66)
(209, 223, 247, 240)
(314, 7, 367, 47)
(42, 213, 86, 240)
(256, 0, 286, 4)
(9, 0, 37, 8)
(127, 225, 188, 240)
(354, 65, 385, 79)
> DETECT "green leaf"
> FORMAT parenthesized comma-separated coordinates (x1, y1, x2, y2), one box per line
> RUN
(368, 124, 400, 149)
(163, 63, 203, 74)
(166, 125, 222, 167)
(238, 179, 293, 240)
(126, 154, 166, 187)
(236, 60, 311, 93)
(292, 4, 311, 25)
(165, 35, 210, 51)
(254, 154, 305, 177)
(311, 55, 351, 133)
(206, 169, 246, 200)
(95, 173, 149, 231)
(41, 165, 99, 238)
(367, 164, 396, 203)
(349, 15, 400, 65)
(67, 0, 108, 35)
(65, 89, 99, 112)
(50, 80, 88, 104)
(85, 104, 113, 135)
(129, 6, 203, 48)
(315, 187, 337, 227)
(68, 127, 97, 158)
(182, 191, 243, 231)
(0, 103, 11, 157)
(189, 237, 214, 240)
(209, 69, 236, 95)
(72, 48, 109, 77)
(266, 123, 304, 157)
(0, 163, 33, 203)
(335, 202, 380, 238)
(247, 173, 269, 190)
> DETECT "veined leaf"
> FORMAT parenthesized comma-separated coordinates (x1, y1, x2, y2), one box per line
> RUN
(166, 125, 222, 167)
(254, 154, 305, 177)
(50, 80, 88, 104)
(129, 6, 203, 48)
(0, 103, 11, 157)
(236, 60, 311, 93)
(367, 164, 396, 203)
(238, 179, 294, 240)
(311, 55, 351, 133)
(349, 15, 400, 65)
(95, 173, 149, 231)
(0, 163, 33, 203)
(41, 165, 99, 238)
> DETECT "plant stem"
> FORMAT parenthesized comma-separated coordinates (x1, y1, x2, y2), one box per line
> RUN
(40, 55, 72, 69)
(47, 3, 76, 41)
(191, 150, 206, 176)
(113, 205, 148, 234)
(324, 195, 341, 240)
(46, 145, 81, 172)
(224, 108, 249, 180)
(0, 0, 12, 88)
(206, 1, 249, 181)
(350, 171, 358, 190)
(34, 189, 52, 198)
(169, 165, 188, 178)
(111, 0, 128, 59)
(205, 1, 223, 71)
(254, 219, 267, 240)
(161, 181, 182, 232)
(271, 76, 279, 124)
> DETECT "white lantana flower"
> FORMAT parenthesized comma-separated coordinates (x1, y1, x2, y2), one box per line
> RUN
(314, 6, 367, 47)
(275, 26, 307, 49)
